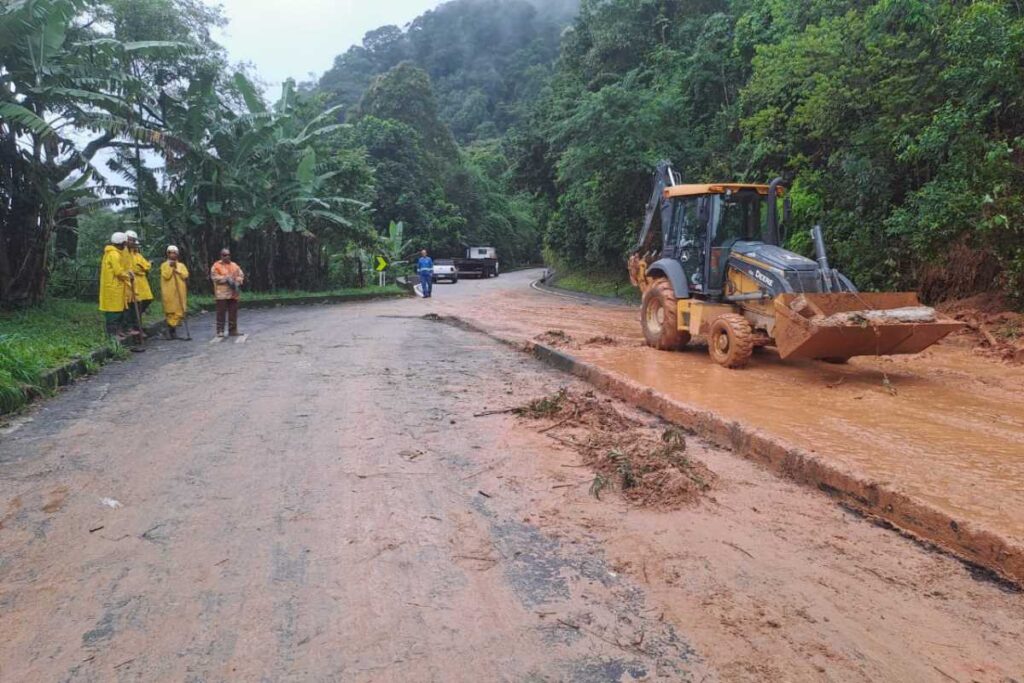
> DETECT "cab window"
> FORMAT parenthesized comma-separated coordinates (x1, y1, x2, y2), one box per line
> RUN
(670, 198, 699, 247)
(711, 191, 767, 247)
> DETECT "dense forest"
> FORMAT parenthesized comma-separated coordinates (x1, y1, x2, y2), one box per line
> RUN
(504, 0, 1024, 304)
(3, 0, 1023, 307)
(319, 0, 577, 141)
(0, 0, 552, 306)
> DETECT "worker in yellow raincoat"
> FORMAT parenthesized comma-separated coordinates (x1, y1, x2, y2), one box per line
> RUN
(160, 245, 190, 339)
(130, 232, 154, 313)
(123, 230, 153, 330)
(98, 232, 133, 338)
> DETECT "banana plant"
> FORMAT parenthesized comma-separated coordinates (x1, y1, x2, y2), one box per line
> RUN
(0, 0, 185, 304)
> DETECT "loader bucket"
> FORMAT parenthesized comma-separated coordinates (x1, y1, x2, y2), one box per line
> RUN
(772, 292, 964, 361)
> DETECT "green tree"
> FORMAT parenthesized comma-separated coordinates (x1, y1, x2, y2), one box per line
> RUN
(0, 0, 185, 305)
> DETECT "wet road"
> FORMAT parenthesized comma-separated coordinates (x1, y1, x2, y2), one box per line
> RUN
(1, 276, 1023, 681)
(429, 270, 1024, 565)
(0, 298, 710, 681)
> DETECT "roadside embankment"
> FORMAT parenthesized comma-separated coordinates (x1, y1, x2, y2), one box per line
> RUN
(539, 263, 640, 303)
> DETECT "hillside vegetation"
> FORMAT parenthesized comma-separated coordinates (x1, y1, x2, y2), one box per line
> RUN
(3, 0, 1022, 310)
(500, 0, 1024, 303)
(319, 0, 578, 141)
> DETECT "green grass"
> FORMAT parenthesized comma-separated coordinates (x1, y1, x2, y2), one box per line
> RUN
(551, 270, 641, 304)
(0, 300, 124, 414)
(0, 285, 406, 415)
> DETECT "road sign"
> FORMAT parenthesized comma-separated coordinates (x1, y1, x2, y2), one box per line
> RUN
(375, 255, 389, 272)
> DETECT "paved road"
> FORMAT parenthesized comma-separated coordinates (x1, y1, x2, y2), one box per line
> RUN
(0, 292, 709, 681)
(1, 275, 1022, 682)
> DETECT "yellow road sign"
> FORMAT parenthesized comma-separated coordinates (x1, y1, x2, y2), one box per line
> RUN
(375, 255, 389, 272)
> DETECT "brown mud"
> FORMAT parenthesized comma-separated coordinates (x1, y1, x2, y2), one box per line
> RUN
(938, 293, 1024, 363)
(1, 285, 1022, 680)
(429, 272, 1024, 583)
(512, 389, 716, 508)
(461, 335, 1024, 681)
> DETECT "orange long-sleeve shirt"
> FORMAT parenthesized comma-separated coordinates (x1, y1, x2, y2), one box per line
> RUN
(210, 261, 244, 300)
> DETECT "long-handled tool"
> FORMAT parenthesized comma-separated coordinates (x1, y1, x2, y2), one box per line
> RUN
(129, 276, 146, 352)
(172, 267, 192, 341)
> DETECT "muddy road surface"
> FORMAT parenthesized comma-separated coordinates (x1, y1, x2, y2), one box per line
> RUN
(426, 270, 1024, 582)
(1, 283, 1022, 681)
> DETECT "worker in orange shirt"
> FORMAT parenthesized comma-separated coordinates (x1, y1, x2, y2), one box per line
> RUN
(210, 248, 244, 337)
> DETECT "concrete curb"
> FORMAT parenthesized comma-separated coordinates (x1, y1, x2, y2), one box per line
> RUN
(430, 313, 1022, 586)
(28, 319, 167, 406)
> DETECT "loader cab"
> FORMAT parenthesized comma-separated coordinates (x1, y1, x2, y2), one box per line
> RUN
(707, 188, 774, 293)
(663, 182, 788, 298)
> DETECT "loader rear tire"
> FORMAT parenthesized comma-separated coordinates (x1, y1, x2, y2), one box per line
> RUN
(641, 278, 691, 351)
(708, 314, 754, 368)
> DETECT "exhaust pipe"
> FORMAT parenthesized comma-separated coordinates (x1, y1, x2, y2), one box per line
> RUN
(812, 225, 833, 293)
(767, 177, 784, 245)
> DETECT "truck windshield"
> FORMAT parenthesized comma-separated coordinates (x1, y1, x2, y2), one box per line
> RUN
(710, 191, 768, 248)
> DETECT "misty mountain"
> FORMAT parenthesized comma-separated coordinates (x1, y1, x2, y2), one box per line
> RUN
(317, 0, 579, 141)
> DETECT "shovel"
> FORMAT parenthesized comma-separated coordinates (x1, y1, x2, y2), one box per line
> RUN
(172, 268, 192, 341)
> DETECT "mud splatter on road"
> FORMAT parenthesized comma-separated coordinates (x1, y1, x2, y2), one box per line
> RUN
(0, 275, 1021, 680)
(430, 270, 1024, 576)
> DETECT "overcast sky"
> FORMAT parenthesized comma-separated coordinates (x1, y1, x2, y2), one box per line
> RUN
(214, 0, 442, 92)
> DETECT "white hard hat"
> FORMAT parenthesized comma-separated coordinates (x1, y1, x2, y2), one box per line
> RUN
(111, 232, 127, 245)
(126, 230, 139, 240)
(166, 245, 179, 253)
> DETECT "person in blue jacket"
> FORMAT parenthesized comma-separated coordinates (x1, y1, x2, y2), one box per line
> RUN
(416, 249, 434, 298)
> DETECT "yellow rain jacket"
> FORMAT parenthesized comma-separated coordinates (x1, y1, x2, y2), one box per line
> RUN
(120, 247, 136, 304)
(99, 245, 132, 312)
(160, 261, 190, 327)
(131, 252, 154, 302)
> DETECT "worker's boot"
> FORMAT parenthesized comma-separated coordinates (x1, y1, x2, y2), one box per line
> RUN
(167, 326, 177, 340)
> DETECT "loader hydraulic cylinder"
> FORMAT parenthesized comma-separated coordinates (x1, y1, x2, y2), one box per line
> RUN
(724, 292, 772, 303)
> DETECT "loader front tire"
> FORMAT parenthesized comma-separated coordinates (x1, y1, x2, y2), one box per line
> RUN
(708, 314, 754, 368)
(641, 278, 691, 351)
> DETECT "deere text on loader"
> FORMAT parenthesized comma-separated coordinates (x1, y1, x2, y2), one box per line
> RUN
(627, 161, 962, 368)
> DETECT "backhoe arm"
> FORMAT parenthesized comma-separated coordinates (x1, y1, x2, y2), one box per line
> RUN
(633, 160, 678, 256)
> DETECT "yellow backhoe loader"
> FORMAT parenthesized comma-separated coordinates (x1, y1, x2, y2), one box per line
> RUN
(628, 161, 962, 368)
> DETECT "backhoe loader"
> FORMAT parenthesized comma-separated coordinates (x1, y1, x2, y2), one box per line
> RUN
(628, 161, 962, 368)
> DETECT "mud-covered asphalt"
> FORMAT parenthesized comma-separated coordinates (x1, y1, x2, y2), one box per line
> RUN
(1, 276, 1022, 681)
(0, 298, 711, 681)
(428, 271, 1024, 571)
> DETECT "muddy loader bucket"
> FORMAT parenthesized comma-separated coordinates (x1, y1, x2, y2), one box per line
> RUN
(772, 293, 963, 361)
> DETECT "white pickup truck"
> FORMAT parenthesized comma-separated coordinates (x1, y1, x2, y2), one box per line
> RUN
(431, 259, 459, 283)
